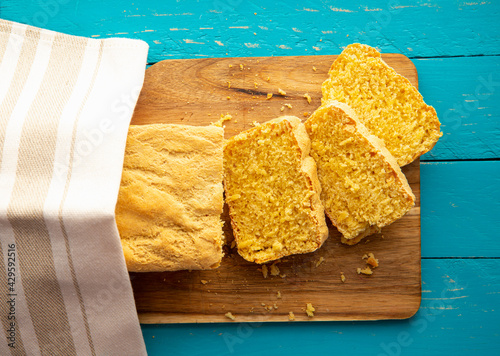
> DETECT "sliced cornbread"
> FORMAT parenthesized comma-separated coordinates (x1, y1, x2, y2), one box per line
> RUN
(305, 101, 415, 245)
(116, 124, 224, 272)
(322, 43, 442, 166)
(224, 116, 328, 263)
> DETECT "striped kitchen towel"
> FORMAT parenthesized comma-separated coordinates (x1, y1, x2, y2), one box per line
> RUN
(0, 19, 148, 355)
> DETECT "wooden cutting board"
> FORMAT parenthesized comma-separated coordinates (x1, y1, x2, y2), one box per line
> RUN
(130, 54, 421, 323)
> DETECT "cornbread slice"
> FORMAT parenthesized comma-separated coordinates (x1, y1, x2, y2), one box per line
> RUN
(322, 43, 442, 166)
(224, 116, 328, 264)
(305, 101, 415, 245)
(116, 124, 224, 272)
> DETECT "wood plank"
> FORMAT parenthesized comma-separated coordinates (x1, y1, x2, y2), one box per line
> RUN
(2, 0, 499, 60)
(130, 54, 421, 323)
(421, 161, 500, 258)
(140, 259, 500, 356)
(416, 57, 500, 161)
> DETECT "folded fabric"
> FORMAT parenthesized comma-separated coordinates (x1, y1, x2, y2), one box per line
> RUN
(0, 19, 148, 355)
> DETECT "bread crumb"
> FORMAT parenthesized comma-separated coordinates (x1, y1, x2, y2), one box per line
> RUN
(359, 266, 373, 275)
(280, 106, 285, 112)
(357, 268, 361, 274)
(226, 96, 231, 100)
(366, 253, 379, 268)
(305, 303, 315, 317)
(251, 121, 260, 127)
(288, 311, 295, 321)
(312, 66, 317, 72)
(266, 76, 270, 81)
(201, 280, 208, 285)
(239, 64, 243, 70)
(261, 264, 268, 278)
(278, 88, 286, 96)
(229, 64, 233, 68)
(254, 82, 258, 89)
(315, 256, 325, 267)
(340, 272, 346, 283)
(225, 312, 236, 321)
(266, 93, 273, 99)
(280, 274, 286, 278)
(270, 263, 280, 276)
(211, 114, 232, 127)
(304, 93, 312, 104)
(230, 240, 236, 249)
(277, 291, 282, 299)
(273, 303, 278, 310)
(303, 112, 309, 117)
(227, 81, 231, 88)
(284, 103, 292, 109)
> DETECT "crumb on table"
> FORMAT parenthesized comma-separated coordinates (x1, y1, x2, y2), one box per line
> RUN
(278, 88, 286, 96)
(304, 93, 312, 104)
(340, 272, 346, 283)
(288, 311, 295, 321)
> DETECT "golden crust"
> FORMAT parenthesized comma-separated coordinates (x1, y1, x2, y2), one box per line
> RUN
(116, 124, 224, 272)
(224, 116, 328, 264)
(305, 101, 415, 244)
(322, 43, 442, 166)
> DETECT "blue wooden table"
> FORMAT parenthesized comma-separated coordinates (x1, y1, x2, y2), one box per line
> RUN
(2, 1, 498, 354)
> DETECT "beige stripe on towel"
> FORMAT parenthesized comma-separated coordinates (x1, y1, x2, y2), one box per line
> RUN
(6, 33, 88, 355)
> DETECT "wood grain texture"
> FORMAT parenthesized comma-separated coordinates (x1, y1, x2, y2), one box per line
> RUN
(2, 0, 499, 59)
(417, 57, 500, 161)
(130, 54, 421, 323)
(421, 161, 500, 258)
(141, 259, 500, 356)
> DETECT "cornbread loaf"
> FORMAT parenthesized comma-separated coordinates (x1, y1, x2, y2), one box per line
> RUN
(224, 116, 329, 263)
(116, 124, 224, 272)
(305, 101, 415, 245)
(322, 43, 442, 166)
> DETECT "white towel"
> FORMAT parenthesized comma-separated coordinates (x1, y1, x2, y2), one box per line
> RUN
(0, 19, 148, 355)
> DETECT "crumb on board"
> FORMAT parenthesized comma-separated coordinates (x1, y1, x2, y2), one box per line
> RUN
(270, 263, 280, 276)
(261, 264, 268, 278)
(211, 114, 232, 127)
(303, 112, 310, 117)
(225, 312, 236, 321)
(201, 280, 208, 285)
(239, 64, 243, 70)
(266, 76, 270, 81)
(358, 266, 373, 275)
(266, 93, 273, 99)
(254, 82, 258, 88)
(280, 106, 285, 112)
(226, 96, 231, 100)
(227, 81, 231, 88)
(365, 253, 379, 268)
(251, 120, 260, 127)
(284, 103, 292, 109)
(278, 88, 286, 96)
(229, 64, 233, 68)
(312, 66, 317, 72)
(280, 274, 286, 278)
(277, 291, 282, 299)
(288, 311, 295, 321)
(305, 303, 315, 317)
(273, 303, 278, 310)
(304, 93, 312, 104)
(315, 256, 325, 267)
(341, 272, 346, 283)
